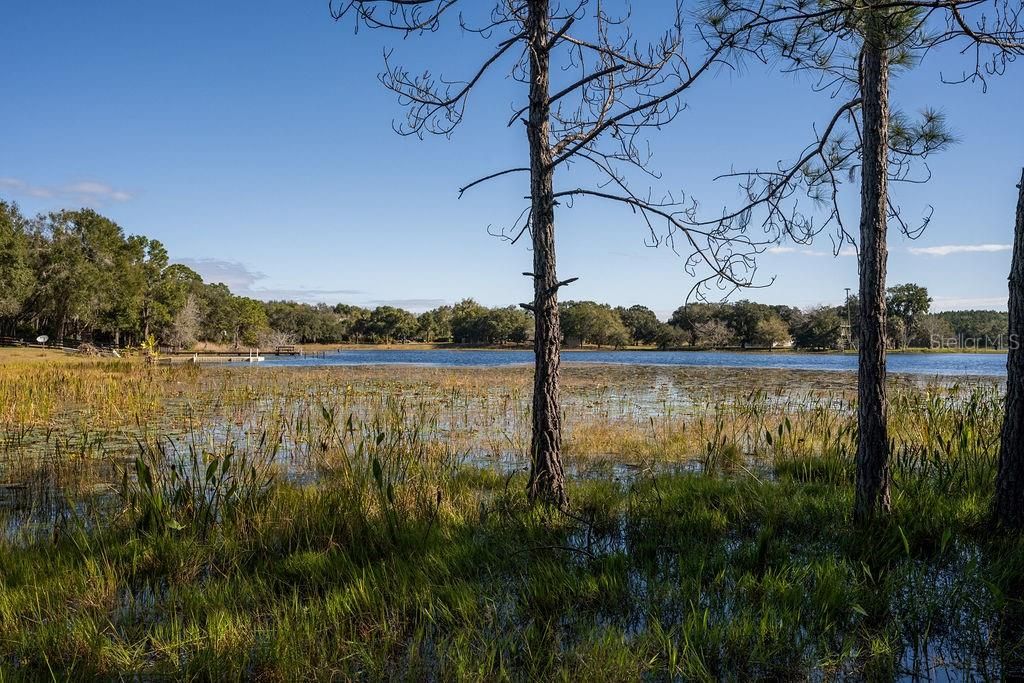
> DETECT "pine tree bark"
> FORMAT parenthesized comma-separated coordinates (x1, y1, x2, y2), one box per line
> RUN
(853, 38, 892, 523)
(995, 169, 1024, 529)
(524, 0, 568, 508)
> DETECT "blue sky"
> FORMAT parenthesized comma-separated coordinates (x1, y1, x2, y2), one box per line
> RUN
(2, 2, 1021, 318)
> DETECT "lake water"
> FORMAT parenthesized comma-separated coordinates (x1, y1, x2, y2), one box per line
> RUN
(263, 349, 1009, 377)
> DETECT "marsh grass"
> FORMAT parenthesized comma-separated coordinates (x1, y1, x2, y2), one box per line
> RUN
(0, 361, 1021, 680)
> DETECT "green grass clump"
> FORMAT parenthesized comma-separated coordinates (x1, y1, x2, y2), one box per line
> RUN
(2, 464, 1023, 680)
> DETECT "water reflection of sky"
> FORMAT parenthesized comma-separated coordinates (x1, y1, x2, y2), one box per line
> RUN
(260, 349, 1010, 376)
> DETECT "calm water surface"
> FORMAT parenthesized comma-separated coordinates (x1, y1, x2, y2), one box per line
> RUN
(263, 349, 1008, 376)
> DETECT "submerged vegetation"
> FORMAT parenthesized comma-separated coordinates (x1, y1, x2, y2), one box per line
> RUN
(0, 359, 1021, 679)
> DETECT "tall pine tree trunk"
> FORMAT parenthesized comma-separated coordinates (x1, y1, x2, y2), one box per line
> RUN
(854, 38, 892, 523)
(995, 169, 1024, 529)
(525, 0, 568, 508)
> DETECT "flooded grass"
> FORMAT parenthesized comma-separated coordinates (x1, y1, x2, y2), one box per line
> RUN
(0, 360, 1021, 680)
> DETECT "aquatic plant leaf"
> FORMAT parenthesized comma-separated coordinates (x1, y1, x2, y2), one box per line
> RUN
(372, 456, 383, 488)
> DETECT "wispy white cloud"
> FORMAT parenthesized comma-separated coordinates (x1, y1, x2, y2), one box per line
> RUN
(256, 288, 365, 303)
(365, 299, 448, 312)
(932, 296, 1007, 311)
(177, 257, 361, 304)
(178, 258, 267, 292)
(766, 244, 856, 257)
(908, 243, 1012, 256)
(0, 176, 134, 203)
(63, 181, 133, 202)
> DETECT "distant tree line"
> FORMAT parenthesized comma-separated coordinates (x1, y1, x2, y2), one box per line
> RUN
(0, 200, 1009, 350)
(258, 294, 1015, 350)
